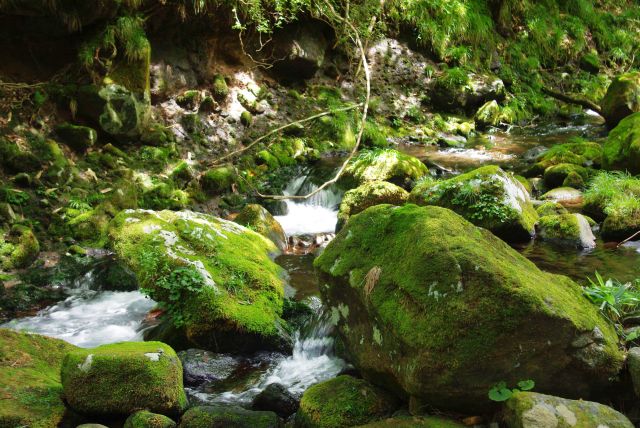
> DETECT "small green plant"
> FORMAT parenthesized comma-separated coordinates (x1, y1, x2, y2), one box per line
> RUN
(144, 266, 205, 327)
(583, 272, 640, 324)
(488, 380, 535, 402)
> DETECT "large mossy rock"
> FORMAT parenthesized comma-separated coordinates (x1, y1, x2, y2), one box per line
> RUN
(538, 214, 596, 249)
(409, 166, 538, 242)
(503, 391, 633, 428)
(314, 204, 623, 413)
(337, 181, 409, 232)
(0, 224, 40, 270)
(179, 405, 280, 428)
(342, 149, 429, 190)
(108, 209, 291, 353)
(77, 83, 150, 141)
(601, 72, 640, 128)
(526, 141, 602, 176)
(295, 375, 398, 428)
(55, 123, 97, 152)
(543, 163, 589, 190)
(61, 341, 187, 417)
(234, 204, 288, 251)
(0, 329, 77, 428)
(602, 112, 640, 174)
(124, 410, 177, 428)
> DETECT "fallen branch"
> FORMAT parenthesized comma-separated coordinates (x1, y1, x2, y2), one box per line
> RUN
(542, 87, 603, 116)
(208, 103, 362, 167)
(617, 230, 640, 248)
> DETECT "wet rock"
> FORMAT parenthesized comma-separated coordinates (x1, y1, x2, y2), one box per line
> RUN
(436, 133, 467, 148)
(179, 404, 280, 428)
(341, 149, 429, 190)
(431, 71, 506, 114)
(109, 210, 292, 353)
(268, 22, 328, 81)
(61, 341, 187, 417)
(287, 233, 334, 255)
(522, 146, 548, 162)
(314, 204, 623, 413)
(409, 165, 538, 242)
(55, 123, 97, 152)
(124, 410, 176, 428)
(0, 329, 77, 427)
(178, 349, 243, 387)
(541, 187, 583, 208)
(627, 347, 640, 398)
(252, 382, 299, 418)
(601, 71, 640, 128)
(235, 204, 288, 251)
(538, 213, 596, 249)
(337, 181, 409, 232)
(296, 375, 398, 428)
(503, 391, 633, 428)
(602, 112, 640, 174)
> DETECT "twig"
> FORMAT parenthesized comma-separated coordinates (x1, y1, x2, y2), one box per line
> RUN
(542, 87, 603, 116)
(617, 230, 640, 248)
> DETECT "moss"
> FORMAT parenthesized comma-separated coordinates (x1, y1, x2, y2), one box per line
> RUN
(124, 410, 176, 428)
(0, 329, 77, 428)
(108, 209, 290, 352)
(504, 391, 633, 428)
(296, 375, 398, 428)
(409, 165, 538, 241)
(61, 341, 187, 417)
(538, 214, 580, 240)
(234, 204, 287, 250)
(314, 204, 623, 413)
(141, 182, 189, 210)
(180, 405, 279, 428)
(213, 74, 229, 101)
(66, 208, 110, 246)
(543, 163, 589, 189)
(107, 44, 151, 96)
(357, 416, 465, 427)
(343, 149, 429, 189)
(601, 72, 640, 128)
(602, 112, 640, 174)
(527, 141, 602, 176)
(176, 90, 201, 110)
(0, 225, 39, 270)
(0, 138, 41, 174)
(562, 171, 585, 189)
(257, 150, 280, 169)
(536, 201, 568, 217)
(170, 161, 195, 187)
(201, 166, 236, 195)
(55, 123, 97, 152)
(241, 110, 253, 127)
(474, 100, 502, 129)
(337, 181, 409, 231)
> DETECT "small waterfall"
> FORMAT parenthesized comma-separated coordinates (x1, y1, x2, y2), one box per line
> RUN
(275, 170, 343, 236)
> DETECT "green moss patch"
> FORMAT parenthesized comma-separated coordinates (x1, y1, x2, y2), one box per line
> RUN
(342, 149, 429, 189)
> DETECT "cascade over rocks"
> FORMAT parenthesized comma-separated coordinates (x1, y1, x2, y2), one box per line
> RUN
(409, 166, 538, 242)
(108, 209, 292, 353)
(601, 72, 640, 128)
(314, 204, 623, 413)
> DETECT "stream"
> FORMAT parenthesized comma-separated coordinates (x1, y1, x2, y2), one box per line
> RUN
(3, 116, 640, 408)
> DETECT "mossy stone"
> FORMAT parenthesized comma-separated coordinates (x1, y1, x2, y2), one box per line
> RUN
(0, 329, 77, 428)
(213, 75, 229, 101)
(108, 210, 291, 353)
(356, 416, 465, 427)
(503, 391, 633, 428)
(538, 213, 596, 249)
(0, 225, 39, 269)
(201, 166, 236, 196)
(314, 204, 623, 413)
(0, 137, 41, 173)
(342, 149, 429, 189)
(601, 210, 640, 242)
(562, 171, 585, 189)
(296, 375, 398, 428)
(409, 165, 538, 242)
(124, 410, 176, 428)
(474, 100, 502, 129)
(601, 71, 640, 128)
(234, 204, 287, 251)
(543, 163, 589, 190)
(61, 341, 187, 417)
(241, 110, 253, 127)
(179, 404, 279, 428)
(176, 90, 201, 110)
(55, 123, 97, 152)
(527, 141, 602, 176)
(535, 201, 568, 217)
(337, 181, 409, 232)
(602, 112, 640, 174)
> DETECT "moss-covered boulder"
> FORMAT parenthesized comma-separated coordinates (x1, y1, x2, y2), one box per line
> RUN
(503, 391, 633, 428)
(602, 112, 640, 174)
(535, 201, 568, 217)
(356, 416, 464, 428)
(55, 123, 97, 152)
(543, 163, 589, 189)
(314, 204, 623, 413)
(409, 166, 538, 242)
(337, 181, 409, 232)
(601, 72, 640, 128)
(342, 149, 429, 190)
(201, 166, 236, 196)
(108, 209, 291, 353)
(538, 214, 596, 249)
(179, 405, 279, 428)
(296, 375, 398, 428)
(474, 100, 502, 129)
(526, 141, 602, 176)
(235, 204, 288, 251)
(124, 410, 177, 428)
(61, 341, 187, 417)
(601, 209, 640, 242)
(77, 84, 151, 141)
(0, 329, 77, 428)
(0, 225, 39, 270)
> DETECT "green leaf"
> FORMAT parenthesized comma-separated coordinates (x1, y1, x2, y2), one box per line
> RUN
(488, 385, 513, 402)
(517, 379, 535, 391)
